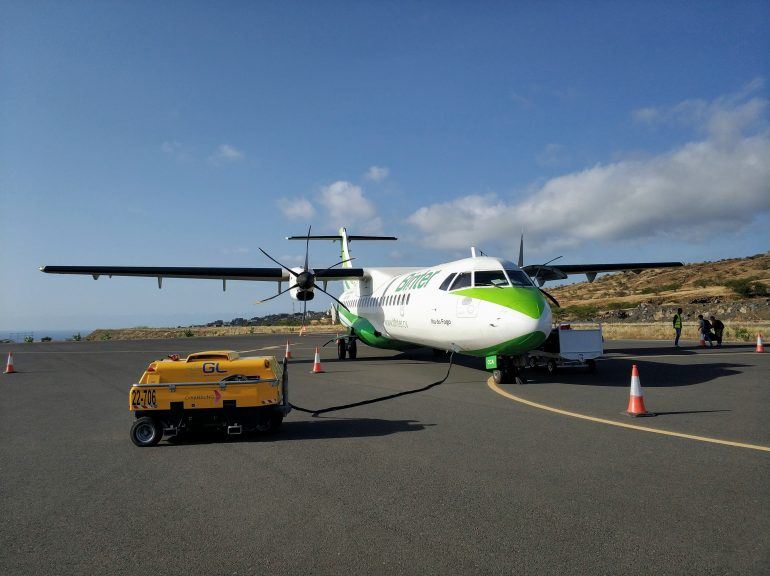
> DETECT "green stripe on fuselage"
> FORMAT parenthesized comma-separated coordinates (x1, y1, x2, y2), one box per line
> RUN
(338, 307, 413, 350)
(464, 330, 547, 357)
(451, 287, 546, 319)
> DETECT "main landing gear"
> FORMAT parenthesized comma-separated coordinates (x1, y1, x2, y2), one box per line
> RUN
(336, 336, 358, 360)
(491, 356, 527, 385)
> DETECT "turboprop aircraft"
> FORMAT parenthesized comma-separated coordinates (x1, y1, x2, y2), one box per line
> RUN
(40, 227, 682, 384)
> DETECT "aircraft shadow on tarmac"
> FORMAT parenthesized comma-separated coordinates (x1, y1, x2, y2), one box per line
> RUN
(160, 418, 430, 446)
(605, 343, 755, 356)
(526, 360, 749, 388)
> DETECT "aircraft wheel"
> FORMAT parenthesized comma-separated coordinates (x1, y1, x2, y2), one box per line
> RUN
(347, 339, 357, 360)
(130, 417, 162, 447)
(492, 369, 504, 385)
(515, 374, 527, 385)
(546, 360, 557, 374)
(337, 339, 347, 360)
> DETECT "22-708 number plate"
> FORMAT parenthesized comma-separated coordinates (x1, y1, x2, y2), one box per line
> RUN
(131, 388, 157, 408)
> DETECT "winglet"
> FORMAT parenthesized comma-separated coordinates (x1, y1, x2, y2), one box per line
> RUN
(517, 233, 524, 268)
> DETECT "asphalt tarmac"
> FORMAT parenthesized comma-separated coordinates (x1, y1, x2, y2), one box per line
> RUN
(1, 335, 768, 575)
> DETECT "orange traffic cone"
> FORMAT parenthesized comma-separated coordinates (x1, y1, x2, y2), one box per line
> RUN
(284, 339, 292, 360)
(310, 347, 324, 373)
(756, 333, 765, 353)
(4, 352, 15, 374)
(626, 364, 650, 417)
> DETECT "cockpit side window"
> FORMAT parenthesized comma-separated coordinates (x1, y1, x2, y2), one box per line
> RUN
(505, 269, 534, 287)
(438, 273, 456, 291)
(474, 270, 510, 287)
(449, 272, 472, 290)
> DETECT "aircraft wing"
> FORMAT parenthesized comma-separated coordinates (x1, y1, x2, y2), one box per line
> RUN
(522, 261, 683, 284)
(40, 265, 366, 283)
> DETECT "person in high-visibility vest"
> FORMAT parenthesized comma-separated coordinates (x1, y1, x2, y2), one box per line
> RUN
(672, 307, 683, 347)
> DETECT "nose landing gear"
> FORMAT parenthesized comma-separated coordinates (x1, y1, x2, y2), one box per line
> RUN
(491, 355, 527, 385)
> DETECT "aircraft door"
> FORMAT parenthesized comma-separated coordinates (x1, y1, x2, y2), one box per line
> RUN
(452, 272, 477, 318)
(456, 296, 478, 318)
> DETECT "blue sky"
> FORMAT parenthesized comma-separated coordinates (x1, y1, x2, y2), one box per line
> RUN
(1, 1, 768, 331)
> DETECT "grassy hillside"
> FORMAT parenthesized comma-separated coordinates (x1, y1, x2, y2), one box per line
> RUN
(549, 252, 769, 325)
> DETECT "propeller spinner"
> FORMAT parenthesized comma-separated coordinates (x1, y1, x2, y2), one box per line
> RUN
(256, 226, 353, 326)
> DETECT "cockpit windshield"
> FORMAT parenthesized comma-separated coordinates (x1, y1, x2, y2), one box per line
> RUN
(449, 272, 473, 290)
(474, 270, 510, 287)
(505, 269, 534, 287)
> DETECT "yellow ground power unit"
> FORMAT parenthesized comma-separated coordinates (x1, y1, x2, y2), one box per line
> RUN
(128, 350, 290, 446)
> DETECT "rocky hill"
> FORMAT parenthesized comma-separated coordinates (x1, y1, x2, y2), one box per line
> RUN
(549, 252, 769, 323)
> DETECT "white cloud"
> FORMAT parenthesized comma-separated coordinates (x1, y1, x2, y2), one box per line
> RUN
(161, 141, 192, 162)
(409, 86, 769, 253)
(208, 144, 244, 166)
(319, 180, 381, 232)
(536, 143, 566, 167)
(364, 165, 390, 182)
(221, 247, 251, 255)
(161, 141, 181, 154)
(277, 254, 305, 267)
(632, 78, 767, 142)
(277, 197, 316, 221)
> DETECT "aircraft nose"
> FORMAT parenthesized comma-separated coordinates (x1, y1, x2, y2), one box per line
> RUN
(537, 303, 553, 335)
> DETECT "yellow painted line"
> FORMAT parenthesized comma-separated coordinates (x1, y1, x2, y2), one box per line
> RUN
(237, 346, 278, 353)
(487, 378, 770, 453)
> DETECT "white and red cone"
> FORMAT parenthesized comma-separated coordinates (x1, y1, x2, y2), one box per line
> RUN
(4, 352, 15, 374)
(284, 339, 292, 360)
(310, 346, 324, 373)
(626, 364, 649, 417)
(756, 333, 764, 353)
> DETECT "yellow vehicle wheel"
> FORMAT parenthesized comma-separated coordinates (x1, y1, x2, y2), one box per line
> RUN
(130, 417, 162, 447)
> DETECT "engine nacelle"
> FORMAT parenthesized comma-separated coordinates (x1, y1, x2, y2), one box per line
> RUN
(291, 288, 315, 301)
(288, 268, 315, 301)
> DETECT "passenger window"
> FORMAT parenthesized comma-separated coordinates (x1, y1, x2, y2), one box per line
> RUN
(450, 272, 472, 290)
(438, 273, 456, 291)
(475, 270, 510, 287)
(505, 269, 533, 287)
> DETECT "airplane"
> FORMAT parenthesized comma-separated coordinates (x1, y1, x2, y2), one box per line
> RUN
(40, 227, 682, 384)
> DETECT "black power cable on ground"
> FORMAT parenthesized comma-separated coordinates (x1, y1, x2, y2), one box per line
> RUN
(289, 352, 455, 417)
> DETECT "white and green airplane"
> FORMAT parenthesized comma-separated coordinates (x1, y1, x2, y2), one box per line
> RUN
(41, 227, 681, 383)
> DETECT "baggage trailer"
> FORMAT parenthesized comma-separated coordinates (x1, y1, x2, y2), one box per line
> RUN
(527, 324, 603, 374)
(129, 350, 290, 447)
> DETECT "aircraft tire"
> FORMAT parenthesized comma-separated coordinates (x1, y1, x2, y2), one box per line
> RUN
(337, 339, 347, 360)
(347, 339, 357, 360)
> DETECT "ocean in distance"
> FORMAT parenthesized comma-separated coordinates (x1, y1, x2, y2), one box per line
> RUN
(2, 329, 92, 343)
